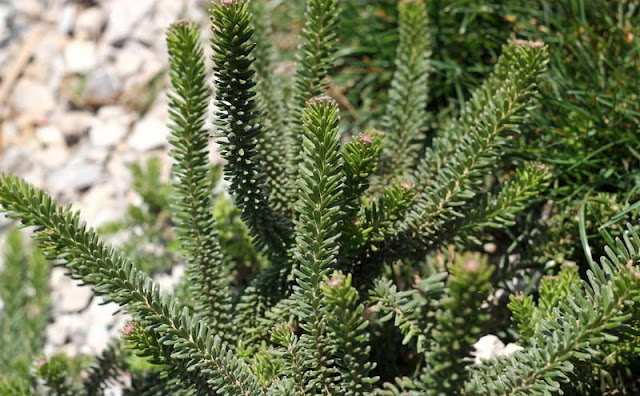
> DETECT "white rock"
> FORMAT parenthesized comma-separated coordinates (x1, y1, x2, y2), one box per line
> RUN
(84, 323, 111, 355)
(0, 6, 14, 40)
(105, 154, 135, 192)
(500, 343, 524, 357)
(52, 277, 93, 313)
(121, 52, 164, 103)
(75, 7, 106, 40)
(35, 125, 64, 146)
(83, 298, 127, 353)
(97, 105, 135, 126)
(64, 40, 98, 74)
(154, 1, 185, 32)
(172, 264, 186, 284)
(1, 120, 20, 147)
(146, 91, 169, 119)
(34, 146, 69, 169)
(33, 32, 66, 67)
(45, 316, 72, 347)
(23, 61, 52, 82)
(21, 168, 44, 187)
(472, 335, 505, 364)
(58, 4, 77, 35)
(131, 19, 157, 46)
(128, 117, 169, 152)
(77, 183, 126, 226)
(11, 79, 55, 117)
(13, 0, 42, 17)
(89, 106, 133, 147)
(50, 268, 68, 291)
(472, 335, 524, 364)
(48, 161, 102, 192)
(53, 314, 87, 344)
(104, 384, 124, 396)
(185, 0, 207, 22)
(114, 42, 148, 77)
(74, 144, 110, 165)
(90, 120, 128, 147)
(84, 66, 123, 105)
(52, 111, 93, 143)
(103, 0, 155, 45)
(0, 142, 39, 174)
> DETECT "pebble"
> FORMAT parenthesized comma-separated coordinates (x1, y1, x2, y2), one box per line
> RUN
(89, 119, 128, 148)
(53, 279, 93, 314)
(128, 117, 169, 152)
(84, 66, 123, 105)
(34, 146, 69, 169)
(58, 4, 77, 35)
(103, 0, 156, 45)
(11, 79, 56, 117)
(472, 335, 524, 364)
(35, 125, 65, 147)
(48, 161, 102, 193)
(21, 167, 45, 188)
(13, 0, 42, 17)
(0, 5, 14, 41)
(75, 7, 106, 40)
(114, 42, 148, 77)
(64, 40, 98, 74)
(1, 121, 20, 147)
(77, 183, 126, 226)
(89, 106, 136, 147)
(1, 143, 39, 174)
(52, 111, 94, 144)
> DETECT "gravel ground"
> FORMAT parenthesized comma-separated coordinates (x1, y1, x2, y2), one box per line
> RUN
(0, 0, 213, 359)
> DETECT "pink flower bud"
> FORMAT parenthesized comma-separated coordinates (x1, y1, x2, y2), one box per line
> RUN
(357, 134, 374, 144)
(308, 95, 334, 104)
(123, 321, 137, 336)
(513, 39, 545, 48)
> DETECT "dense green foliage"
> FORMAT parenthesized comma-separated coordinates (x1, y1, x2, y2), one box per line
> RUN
(0, 229, 48, 386)
(1, 0, 640, 395)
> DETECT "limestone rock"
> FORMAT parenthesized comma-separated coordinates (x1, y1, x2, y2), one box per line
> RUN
(103, 0, 155, 45)
(75, 7, 106, 40)
(11, 79, 56, 118)
(64, 40, 98, 74)
(84, 66, 123, 105)
(128, 117, 169, 152)
(35, 125, 64, 147)
(472, 334, 524, 364)
(52, 111, 93, 145)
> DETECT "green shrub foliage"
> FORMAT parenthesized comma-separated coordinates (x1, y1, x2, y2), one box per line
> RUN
(2, 1, 640, 396)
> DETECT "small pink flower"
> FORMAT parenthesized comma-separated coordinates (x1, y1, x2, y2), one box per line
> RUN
(327, 275, 344, 288)
(357, 134, 374, 144)
(464, 259, 481, 272)
(123, 321, 137, 336)
(309, 95, 333, 104)
(513, 39, 545, 48)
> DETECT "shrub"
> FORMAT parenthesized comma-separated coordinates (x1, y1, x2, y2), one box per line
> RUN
(1, 1, 639, 395)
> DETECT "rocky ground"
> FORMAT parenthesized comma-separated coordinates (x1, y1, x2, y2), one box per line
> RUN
(0, 0, 212, 359)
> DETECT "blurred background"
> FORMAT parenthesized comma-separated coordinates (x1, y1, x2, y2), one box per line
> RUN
(0, 0, 215, 371)
(0, 0, 639, 390)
